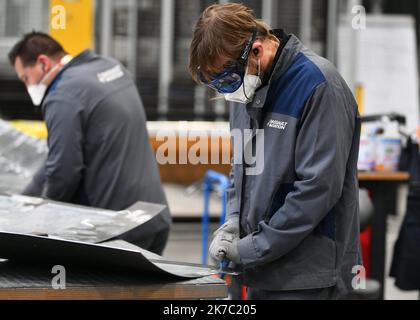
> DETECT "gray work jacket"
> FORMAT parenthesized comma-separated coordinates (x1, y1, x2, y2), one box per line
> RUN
(229, 31, 362, 293)
(24, 50, 171, 238)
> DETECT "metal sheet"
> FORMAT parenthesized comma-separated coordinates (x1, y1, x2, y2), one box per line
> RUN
(0, 120, 47, 194)
(0, 232, 219, 279)
(0, 194, 164, 243)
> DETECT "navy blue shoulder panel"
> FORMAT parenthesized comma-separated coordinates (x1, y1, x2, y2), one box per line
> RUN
(46, 72, 63, 95)
(265, 52, 326, 119)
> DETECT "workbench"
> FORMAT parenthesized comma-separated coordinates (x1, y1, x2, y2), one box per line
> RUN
(0, 171, 407, 301)
(358, 171, 410, 300)
(0, 260, 228, 300)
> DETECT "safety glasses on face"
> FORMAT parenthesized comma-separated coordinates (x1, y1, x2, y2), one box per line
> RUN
(198, 29, 257, 94)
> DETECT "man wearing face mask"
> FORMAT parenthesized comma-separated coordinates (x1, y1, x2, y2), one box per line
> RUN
(189, 4, 361, 299)
(8, 32, 171, 254)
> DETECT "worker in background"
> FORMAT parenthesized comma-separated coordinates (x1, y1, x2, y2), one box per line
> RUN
(8, 32, 171, 255)
(189, 3, 361, 299)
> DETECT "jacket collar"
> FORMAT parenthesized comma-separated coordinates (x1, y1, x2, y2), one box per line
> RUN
(61, 49, 94, 71)
(270, 34, 303, 84)
(247, 32, 303, 110)
(44, 49, 94, 100)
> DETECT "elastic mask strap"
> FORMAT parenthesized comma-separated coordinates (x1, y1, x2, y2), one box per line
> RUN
(242, 59, 261, 101)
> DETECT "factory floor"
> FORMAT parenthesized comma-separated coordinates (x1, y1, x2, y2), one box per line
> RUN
(162, 214, 419, 300)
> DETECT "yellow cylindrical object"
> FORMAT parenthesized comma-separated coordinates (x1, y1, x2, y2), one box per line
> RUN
(49, 0, 93, 56)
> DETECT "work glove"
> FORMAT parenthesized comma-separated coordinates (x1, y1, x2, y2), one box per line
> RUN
(213, 215, 240, 237)
(209, 232, 241, 265)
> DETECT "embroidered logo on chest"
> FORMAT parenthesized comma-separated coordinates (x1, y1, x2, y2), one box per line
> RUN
(267, 119, 288, 130)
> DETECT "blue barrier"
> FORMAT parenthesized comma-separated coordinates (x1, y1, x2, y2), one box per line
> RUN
(201, 170, 229, 265)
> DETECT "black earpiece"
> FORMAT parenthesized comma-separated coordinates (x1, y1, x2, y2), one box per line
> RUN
(253, 48, 259, 56)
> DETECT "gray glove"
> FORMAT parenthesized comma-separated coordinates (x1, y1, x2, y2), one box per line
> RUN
(209, 232, 241, 264)
(214, 215, 240, 237)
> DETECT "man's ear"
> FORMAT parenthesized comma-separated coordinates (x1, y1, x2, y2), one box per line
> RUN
(37, 54, 52, 72)
(252, 41, 263, 58)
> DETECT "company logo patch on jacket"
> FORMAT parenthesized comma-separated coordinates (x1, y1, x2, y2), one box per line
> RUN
(267, 119, 288, 130)
(97, 65, 124, 83)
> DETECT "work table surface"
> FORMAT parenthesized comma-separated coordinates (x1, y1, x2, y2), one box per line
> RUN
(0, 261, 228, 300)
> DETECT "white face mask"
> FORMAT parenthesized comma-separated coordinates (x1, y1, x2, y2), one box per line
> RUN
(26, 55, 73, 106)
(27, 83, 48, 106)
(224, 60, 262, 104)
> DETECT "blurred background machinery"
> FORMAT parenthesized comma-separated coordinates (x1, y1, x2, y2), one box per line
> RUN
(0, 0, 336, 121)
(1, 0, 419, 122)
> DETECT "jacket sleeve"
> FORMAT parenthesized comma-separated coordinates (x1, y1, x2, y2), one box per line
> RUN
(226, 104, 240, 220)
(237, 82, 357, 268)
(22, 163, 46, 197)
(226, 158, 239, 220)
(42, 92, 84, 202)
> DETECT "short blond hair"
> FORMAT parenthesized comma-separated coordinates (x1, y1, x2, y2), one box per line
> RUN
(189, 3, 276, 83)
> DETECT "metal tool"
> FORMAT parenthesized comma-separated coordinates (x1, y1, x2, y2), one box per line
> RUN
(217, 249, 242, 276)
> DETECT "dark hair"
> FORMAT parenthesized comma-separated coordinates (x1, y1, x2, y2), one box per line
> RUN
(8, 31, 67, 66)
